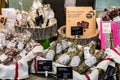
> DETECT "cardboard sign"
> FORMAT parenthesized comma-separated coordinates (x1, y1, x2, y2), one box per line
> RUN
(37, 60, 52, 72)
(57, 67, 73, 79)
(66, 7, 96, 38)
(0, 15, 7, 27)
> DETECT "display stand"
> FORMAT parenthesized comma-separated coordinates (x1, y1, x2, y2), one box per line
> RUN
(15, 24, 57, 40)
(58, 26, 99, 45)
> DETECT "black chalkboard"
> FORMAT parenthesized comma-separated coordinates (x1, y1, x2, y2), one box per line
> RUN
(35, 15, 44, 26)
(102, 65, 117, 80)
(37, 60, 52, 72)
(71, 26, 83, 35)
(57, 67, 73, 79)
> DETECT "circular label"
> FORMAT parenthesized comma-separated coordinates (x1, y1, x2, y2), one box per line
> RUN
(86, 13, 92, 19)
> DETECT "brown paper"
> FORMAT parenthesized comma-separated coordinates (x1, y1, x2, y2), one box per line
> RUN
(66, 7, 96, 38)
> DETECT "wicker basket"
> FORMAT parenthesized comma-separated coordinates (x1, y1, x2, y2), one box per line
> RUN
(58, 26, 99, 45)
(15, 23, 57, 40)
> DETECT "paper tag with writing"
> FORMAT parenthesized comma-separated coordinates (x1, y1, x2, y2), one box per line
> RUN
(0, 54, 8, 61)
(16, 13, 22, 21)
(5, 40, 10, 46)
(0, 33, 5, 45)
(102, 22, 111, 33)
(17, 42, 24, 50)
(7, 42, 16, 48)
(32, 1, 43, 9)
(19, 50, 27, 57)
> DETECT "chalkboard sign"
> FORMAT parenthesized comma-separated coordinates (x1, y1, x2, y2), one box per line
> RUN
(71, 26, 83, 35)
(37, 60, 52, 72)
(35, 15, 44, 26)
(57, 67, 73, 79)
(102, 65, 117, 80)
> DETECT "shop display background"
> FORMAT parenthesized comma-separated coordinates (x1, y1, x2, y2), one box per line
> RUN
(95, 0, 120, 17)
(1, 0, 120, 80)
(9, 0, 42, 11)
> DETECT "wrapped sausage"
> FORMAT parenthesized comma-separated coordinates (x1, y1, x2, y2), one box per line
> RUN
(45, 41, 56, 61)
(57, 39, 79, 65)
(69, 46, 84, 67)
(75, 49, 104, 74)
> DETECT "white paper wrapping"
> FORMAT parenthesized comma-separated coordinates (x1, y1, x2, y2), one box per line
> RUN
(70, 56, 81, 67)
(32, 0, 43, 9)
(45, 50, 55, 60)
(0, 45, 44, 79)
(85, 56, 97, 67)
(105, 48, 120, 64)
(0, 61, 28, 79)
(2, 8, 16, 26)
(84, 47, 92, 59)
(62, 40, 69, 50)
(0, 54, 8, 61)
(56, 43, 62, 54)
(43, 9, 55, 19)
(58, 54, 70, 65)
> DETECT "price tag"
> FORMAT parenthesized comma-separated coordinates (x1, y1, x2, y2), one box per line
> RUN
(17, 42, 24, 50)
(71, 26, 83, 35)
(7, 42, 16, 48)
(37, 60, 52, 72)
(102, 22, 111, 33)
(0, 54, 8, 61)
(57, 67, 73, 79)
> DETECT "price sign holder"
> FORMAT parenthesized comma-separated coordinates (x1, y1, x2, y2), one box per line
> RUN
(71, 26, 83, 38)
(37, 60, 52, 79)
(57, 67, 73, 80)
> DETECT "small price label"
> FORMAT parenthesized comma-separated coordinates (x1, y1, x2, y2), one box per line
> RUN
(57, 67, 73, 79)
(71, 26, 83, 35)
(102, 22, 111, 33)
(37, 60, 52, 72)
